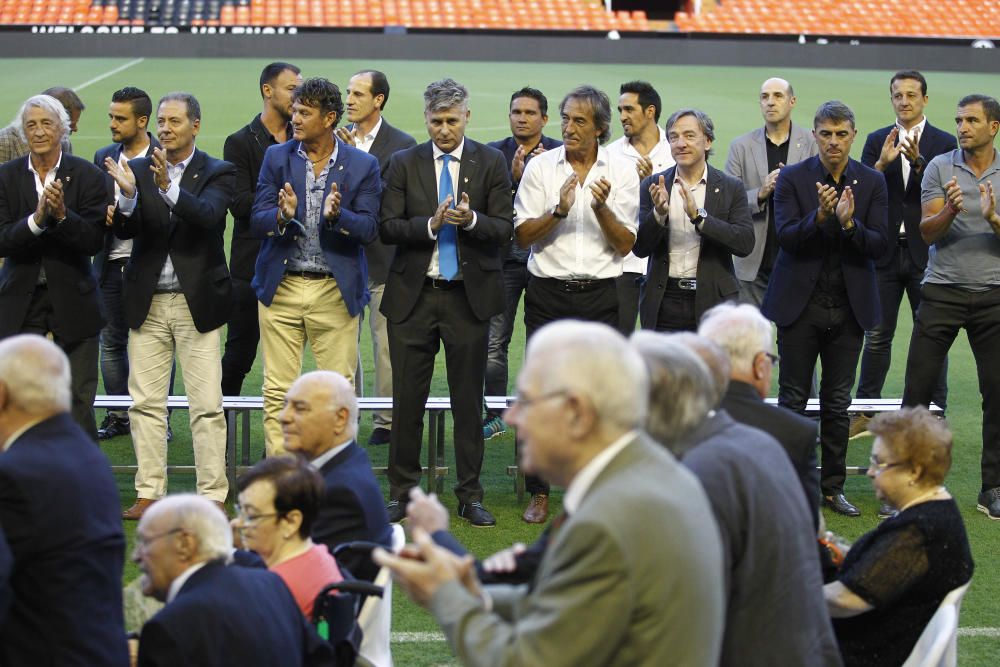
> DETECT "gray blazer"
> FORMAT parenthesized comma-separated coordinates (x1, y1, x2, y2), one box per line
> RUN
(725, 123, 817, 281)
(427, 433, 726, 667)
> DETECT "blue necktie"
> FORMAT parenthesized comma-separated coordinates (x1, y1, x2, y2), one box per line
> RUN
(438, 154, 459, 280)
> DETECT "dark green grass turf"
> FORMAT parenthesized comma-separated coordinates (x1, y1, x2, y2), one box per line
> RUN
(4, 58, 999, 665)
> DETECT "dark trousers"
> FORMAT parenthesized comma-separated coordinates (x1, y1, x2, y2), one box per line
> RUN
(484, 261, 529, 419)
(654, 285, 697, 332)
(777, 301, 863, 496)
(615, 271, 643, 335)
(22, 287, 99, 440)
(522, 276, 618, 495)
(858, 247, 947, 409)
(387, 281, 488, 504)
(903, 283, 1000, 491)
(99, 259, 129, 417)
(221, 277, 260, 396)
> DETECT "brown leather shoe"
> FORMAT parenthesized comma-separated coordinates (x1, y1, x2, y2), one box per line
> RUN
(521, 494, 549, 524)
(122, 498, 157, 521)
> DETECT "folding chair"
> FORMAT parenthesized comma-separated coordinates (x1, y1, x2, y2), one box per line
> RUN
(901, 580, 972, 667)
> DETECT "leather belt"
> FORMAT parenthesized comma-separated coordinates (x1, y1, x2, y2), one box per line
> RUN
(285, 270, 332, 280)
(666, 277, 698, 291)
(897, 236, 909, 247)
(538, 277, 613, 293)
(424, 277, 462, 290)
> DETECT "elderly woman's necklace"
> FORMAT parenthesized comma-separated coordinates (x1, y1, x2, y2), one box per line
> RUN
(899, 485, 947, 512)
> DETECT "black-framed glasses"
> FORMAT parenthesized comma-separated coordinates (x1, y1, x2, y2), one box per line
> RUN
(512, 390, 569, 409)
(135, 527, 184, 550)
(763, 351, 780, 366)
(869, 455, 906, 474)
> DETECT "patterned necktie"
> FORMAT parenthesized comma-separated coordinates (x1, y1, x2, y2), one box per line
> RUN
(438, 154, 459, 280)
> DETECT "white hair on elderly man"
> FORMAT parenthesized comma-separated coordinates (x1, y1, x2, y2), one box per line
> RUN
(698, 302, 774, 372)
(0, 334, 72, 413)
(144, 494, 233, 561)
(13, 94, 71, 142)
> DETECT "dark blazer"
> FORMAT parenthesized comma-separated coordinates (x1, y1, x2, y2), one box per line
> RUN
(0, 413, 128, 667)
(112, 149, 236, 333)
(860, 122, 955, 269)
(721, 380, 820, 524)
(0, 525, 11, 625)
(224, 114, 289, 282)
(250, 139, 381, 316)
(633, 164, 754, 328)
(93, 133, 160, 282)
(379, 139, 513, 323)
(0, 154, 107, 341)
(350, 118, 417, 284)
(137, 560, 334, 667)
(761, 156, 888, 330)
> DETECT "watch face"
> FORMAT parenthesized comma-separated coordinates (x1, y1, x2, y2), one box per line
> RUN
(697, 208, 708, 218)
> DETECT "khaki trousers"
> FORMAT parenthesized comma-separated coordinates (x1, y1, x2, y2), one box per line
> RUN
(355, 281, 393, 428)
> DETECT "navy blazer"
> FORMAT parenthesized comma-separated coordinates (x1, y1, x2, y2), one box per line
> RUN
(0, 525, 10, 625)
(860, 122, 956, 269)
(762, 156, 888, 330)
(250, 139, 381, 315)
(0, 413, 127, 667)
(137, 560, 334, 667)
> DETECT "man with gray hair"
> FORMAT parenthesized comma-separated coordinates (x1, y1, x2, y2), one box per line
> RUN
(0, 334, 128, 666)
(0, 86, 80, 164)
(511, 84, 640, 523)
(0, 94, 108, 439)
(700, 302, 821, 522)
(133, 494, 334, 666)
(379, 78, 512, 527)
(376, 320, 726, 666)
(633, 331, 842, 667)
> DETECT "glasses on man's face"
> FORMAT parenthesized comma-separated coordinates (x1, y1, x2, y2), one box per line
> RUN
(234, 506, 280, 526)
(512, 390, 569, 410)
(135, 527, 184, 551)
(762, 351, 780, 366)
(869, 455, 906, 474)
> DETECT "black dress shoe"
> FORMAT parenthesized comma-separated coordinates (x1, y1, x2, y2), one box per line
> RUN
(823, 494, 861, 517)
(458, 501, 496, 528)
(877, 502, 897, 519)
(368, 427, 391, 446)
(385, 500, 407, 524)
(978, 487, 1000, 520)
(97, 413, 131, 440)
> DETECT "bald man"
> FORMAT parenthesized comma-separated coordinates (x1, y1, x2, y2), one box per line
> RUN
(725, 78, 818, 306)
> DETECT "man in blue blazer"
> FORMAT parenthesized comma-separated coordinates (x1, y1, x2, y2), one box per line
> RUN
(251, 77, 381, 456)
(762, 101, 888, 517)
(0, 335, 128, 667)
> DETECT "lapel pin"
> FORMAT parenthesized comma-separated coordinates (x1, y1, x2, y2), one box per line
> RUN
(65, 176, 71, 182)
(853, 179, 858, 185)
(338, 165, 344, 171)
(464, 177, 469, 183)
(714, 187, 720, 193)
(193, 173, 199, 180)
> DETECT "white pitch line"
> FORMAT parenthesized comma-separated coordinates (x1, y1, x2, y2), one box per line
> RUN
(958, 627, 1000, 637)
(390, 629, 1000, 642)
(73, 58, 145, 92)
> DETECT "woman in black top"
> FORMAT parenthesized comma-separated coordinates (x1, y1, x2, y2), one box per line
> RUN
(824, 407, 974, 666)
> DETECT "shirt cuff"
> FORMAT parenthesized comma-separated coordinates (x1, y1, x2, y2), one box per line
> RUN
(159, 180, 180, 208)
(654, 209, 667, 226)
(427, 217, 437, 240)
(462, 211, 478, 231)
(117, 191, 137, 217)
(27, 214, 45, 235)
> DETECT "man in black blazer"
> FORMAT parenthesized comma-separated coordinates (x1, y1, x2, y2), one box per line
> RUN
(108, 92, 236, 520)
(221, 62, 301, 398)
(762, 101, 888, 517)
(0, 335, 128, 667)
(134, 494, 334, 667)
(93, 86, 160, 440)
(0, 94, 107, 440)
(634, 108, 754, 331)
(337, 69, 417, 447)
(380, 78, 512, 527)
(853, 70, 956, 441)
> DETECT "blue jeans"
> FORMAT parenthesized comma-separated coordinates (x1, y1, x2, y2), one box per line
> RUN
(484, 261, 529, 419)
(100, 259, 130, 416)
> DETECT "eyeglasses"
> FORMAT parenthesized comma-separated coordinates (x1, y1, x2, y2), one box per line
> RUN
(511, 390, 569, 409)
(762, 351, 780, 366)
(135, 527, 184, 551)
(234, 506, 280, 526)
(869, 455, 906, 474)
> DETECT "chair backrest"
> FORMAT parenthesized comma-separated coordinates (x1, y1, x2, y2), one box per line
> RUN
(901, 581, 971, 667)
(312, 579, 384, 666)
(356, 523, 405, 667)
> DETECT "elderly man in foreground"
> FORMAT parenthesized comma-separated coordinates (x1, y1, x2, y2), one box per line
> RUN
(375, 320, 725, 666)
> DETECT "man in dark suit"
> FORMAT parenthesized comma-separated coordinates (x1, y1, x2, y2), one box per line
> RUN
(699, 302, 821, 524)
(93, 86, 160, 440)
(221, 62, 301, 399)
(634, 108, 755, 331)
(0, 526, 9, 624)
(852, 70, 956, 446)
(134, 494, 334, 666)
(108, 92, 235, 519)
(0, 334, 128, 667)
(380, 78, 512, 527)
(762, 101, 889, 517)
(337, 69, 417, 447)
(251, 77, 381, 456)
(0, 94, 107, 440)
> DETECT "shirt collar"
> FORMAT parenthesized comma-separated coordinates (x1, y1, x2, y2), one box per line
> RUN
(562, 430, 638, 514)
(555, 144, 609, 167)
(166, 561, 209, 604)
(362, 116, 383, 143)
(2, 417, 46, 451)
(896, 116, 927, 139)
(308, 439, 353, 471)
(26, 149, 63, 177)
(673, 164, 709, 187)
(819, 158, 855, 184)
(295, 140, 340, 167)
(166, 145, 196, 171)
(432, 138, 465, 162)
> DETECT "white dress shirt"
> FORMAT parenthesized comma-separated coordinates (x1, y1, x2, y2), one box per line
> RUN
(353, 116, 383, 154)
(897, 116, 927, 235)
(426, 140, 477, 280)
(653, 166, 708, 279)
(166, 561, 209, 603)
(562, 429, 638, 514)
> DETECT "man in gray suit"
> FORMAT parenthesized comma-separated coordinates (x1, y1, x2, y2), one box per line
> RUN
(725, 77, 818, 305)
(375, 321, 725, 667)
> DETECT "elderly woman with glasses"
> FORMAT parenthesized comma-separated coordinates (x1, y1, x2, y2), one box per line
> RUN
(234, 456, 343, 618)
(823, 406, 974, 666)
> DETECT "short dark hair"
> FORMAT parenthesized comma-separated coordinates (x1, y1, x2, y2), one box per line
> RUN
(510, 87, 549, 116)
(236, 455, 325, 539)
(619, 81, 662, 123)
(664, 108, 716, 157)
(41, 86, 85, 113)
(259, 62, 301, 99)
(353, 70, 390, 111)
(813, 100, 855, 130)
(158, 92, 201, 122)
(958, 94, 1000, 124)
(890, 70, 928, 97)
(870, 407, 953, 486)
(111, 87, 152, 120)
(294, 78, 344, 127)
(560, 85, 612, 145)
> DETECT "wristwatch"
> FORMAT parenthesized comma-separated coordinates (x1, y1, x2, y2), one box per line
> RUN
(690, 208, 707, 226)
(551, 205, 568, 219)
(910, 155, 926, 171)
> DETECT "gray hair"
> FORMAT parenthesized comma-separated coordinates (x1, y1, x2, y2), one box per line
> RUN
(630, 331, 714, 457)
(423, 78, 469, 114)
(14, 94, 70, 144)
(526, 321, 648, 431)
(560, 85, 612, 145)
(158, 92, 201, 122)
(148, 494, 233, 561)
(699, 302, 774, 375)
(665, 108, 716, 157)
(297, 370, 359, 439)
(814, 100, 855, 130)
(0, 334, 71, 413)
(666, 332, 730, 408)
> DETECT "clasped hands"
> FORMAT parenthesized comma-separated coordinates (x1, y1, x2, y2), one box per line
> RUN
(815, 182, 855, 228)
(34, 178, 67, 228)
(554, 173, 612, 218)
(430, 192, 473, 232)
